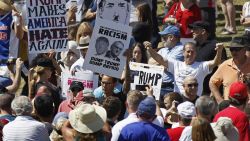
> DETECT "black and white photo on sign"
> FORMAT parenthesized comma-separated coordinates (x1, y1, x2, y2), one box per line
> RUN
(97, 0, 131, 25)
(95, 36, 109, 56)
(27, 0, 68, 54)
(130, 62, 164, 100)
(83, 18, 132, 78)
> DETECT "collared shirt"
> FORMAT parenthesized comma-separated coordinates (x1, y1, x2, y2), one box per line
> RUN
(111, 113, 164, 141)
(210, 58, 250, 99)
(3, 116, 50, 141)
(158, 42, 184, 84)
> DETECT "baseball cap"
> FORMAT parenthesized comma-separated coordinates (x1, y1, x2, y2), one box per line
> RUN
(137, 97, 156, 117)
(229, 82, 248, 104)
(69, 81, 84, 92)
(227, 36, 246, 48)
(177, 101, 196, 119)
(159, 25, 180, 37)
(188, 21, 210, 32)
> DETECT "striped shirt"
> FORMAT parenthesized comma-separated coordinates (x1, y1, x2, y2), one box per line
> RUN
(3, 116, 50, 141)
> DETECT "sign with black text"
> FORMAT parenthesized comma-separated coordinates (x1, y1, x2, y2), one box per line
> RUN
(130, 62, 164, 100)
(83, 18, 132, 78)
(27, 0, 68, 54)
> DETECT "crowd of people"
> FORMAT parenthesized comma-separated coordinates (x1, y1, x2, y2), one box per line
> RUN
(0, 0, 250, 141)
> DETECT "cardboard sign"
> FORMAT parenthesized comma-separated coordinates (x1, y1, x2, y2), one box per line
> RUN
(130, 62, 164, 100)
(83, 18, 132, 78)
(97, 0, 131, 25)
(61, 71, 98, 99)
(27, 0, 68, 54)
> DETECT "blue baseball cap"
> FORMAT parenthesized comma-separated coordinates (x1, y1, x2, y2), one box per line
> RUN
(159, 25, 180, 37)
(137, 97, 156, 117)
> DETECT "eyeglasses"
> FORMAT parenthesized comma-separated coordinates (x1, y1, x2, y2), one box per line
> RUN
(101, 81, 113, 85)
(229, 47, 243, 52)
(187, 83, 198, 88)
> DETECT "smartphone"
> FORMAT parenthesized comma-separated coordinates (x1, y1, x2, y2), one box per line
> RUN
(136, 85, 149, 91)
(71, 0, 77, 7)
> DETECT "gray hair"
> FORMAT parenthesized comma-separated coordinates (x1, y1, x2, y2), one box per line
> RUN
(195, 96, 217, 117)
(11, 96, 33, 116)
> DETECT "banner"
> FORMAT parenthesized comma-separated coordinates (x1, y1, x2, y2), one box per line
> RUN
(130, 62, 164, 100)
(61, 71, 98, 99)
(83, 18, 132, 78)
(96, 0, 131, 25)
(27, 0, 68, 54)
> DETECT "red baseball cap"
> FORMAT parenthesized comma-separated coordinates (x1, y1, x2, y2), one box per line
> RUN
(229, 82, 248, 102)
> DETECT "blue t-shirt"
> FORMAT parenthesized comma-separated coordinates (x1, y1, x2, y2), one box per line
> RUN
(118, 121, 170, 141)
(0, 12, 12, 61)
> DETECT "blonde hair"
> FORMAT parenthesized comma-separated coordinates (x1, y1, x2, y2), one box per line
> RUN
(191, 118, 216, 141)
(76, 22, 93, 44)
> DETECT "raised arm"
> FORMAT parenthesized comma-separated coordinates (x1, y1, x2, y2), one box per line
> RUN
(143, 41, 168, 68)
(207, 43, 224, 70)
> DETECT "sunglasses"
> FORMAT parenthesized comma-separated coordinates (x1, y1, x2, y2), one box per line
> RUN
(229, 47, 243, 52)
(187, 83, 198, 88)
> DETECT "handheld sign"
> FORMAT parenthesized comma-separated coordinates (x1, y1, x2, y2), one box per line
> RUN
(61, 71, 98, 99)
(130, 62, 164, 100)
(27, 0, 68, 54)
(83, 18, 132, 78)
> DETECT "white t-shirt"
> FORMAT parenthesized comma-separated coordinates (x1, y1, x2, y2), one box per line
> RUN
(168, 59, 211, 96)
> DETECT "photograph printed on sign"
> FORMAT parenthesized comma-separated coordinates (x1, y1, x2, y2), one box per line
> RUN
(95, 36, 109, 56)
(83, 19, 132, 78)
(97, 0, 131, 25)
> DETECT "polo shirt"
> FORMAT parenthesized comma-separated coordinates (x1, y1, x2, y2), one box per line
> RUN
(210, 58, 250, 99)
(213, 106, 249, 141)
(2, 116, 50, 141)
(163, 2, 201, 38)
(118, 121, 170, 141)
(111, 113, 164, 141)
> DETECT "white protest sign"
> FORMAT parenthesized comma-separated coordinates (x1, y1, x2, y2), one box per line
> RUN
(27, 0, 68, 54)
(83, 18, 132, 78)
(61, 71, 98, 99)
(129, 62, 164, 100)
(97, 0, 131, 25)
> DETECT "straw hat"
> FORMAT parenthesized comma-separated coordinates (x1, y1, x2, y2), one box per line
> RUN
(69, 103, 107, 133)
(0, 0, 13, 12)
(77, 36, 90, 49)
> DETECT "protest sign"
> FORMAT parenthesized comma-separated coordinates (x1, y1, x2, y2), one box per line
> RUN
(83, 18, 132, 78)
(27, 0, 68, 54)
(61, 71, 98, 99)
(97, 0, 131, 25)
(129, 62, 164, 100)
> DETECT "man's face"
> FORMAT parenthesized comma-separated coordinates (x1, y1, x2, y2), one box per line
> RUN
(183, 79, 198, 100)
(95, 40, 109, 55)
(99, 0, 129, 24)
(101, 75, 115, 96)
(111, 42, 123, 56)
(162, 34, 175, 48)
(229, 47, 246, 60)
(191, 28, 203, 42)
(183, 44, 196, 65)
